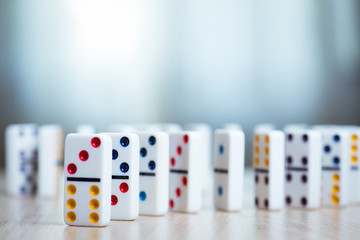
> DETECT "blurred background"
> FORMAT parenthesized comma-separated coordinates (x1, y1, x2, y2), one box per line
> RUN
(0, 0, 359, 167)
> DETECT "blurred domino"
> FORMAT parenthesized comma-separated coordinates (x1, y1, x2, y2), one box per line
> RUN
(253, 130, 285, 210)
(284, 130, 321, 208)
(64, 134, 112, 226)
(106, 133, 139, 220)
(346, 128, 360, 203)
(169, 132, 202, 213)
(108, 124, 137, 133)
(77, 124, 96, 134)
(254, 124, 276, 133)
(138, 132, 169, 215)
(6, 124, 38, 195)
(213, 129, 244, 211)
(38, 125, 64, 197)
(223, 123, 243, 131)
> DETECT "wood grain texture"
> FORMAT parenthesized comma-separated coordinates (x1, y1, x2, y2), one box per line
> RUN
(1, 169, 360, 240)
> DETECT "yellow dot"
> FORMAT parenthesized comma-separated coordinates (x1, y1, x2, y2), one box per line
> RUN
(265, 135, 269, 144)
(265, 158, 269, 167)
(254, 135, 259, 143)
(332, 185, 340, 194)
(254, 157, 259, 166)
(66, 198, 76, 210)
(89, 199, 100, 210)
(67, 184, 76, 195)
(265, 147, 269, 155)
(66, 211, 76, 223)
(89, 212, 99, 224)
(352, 145, 358, 152)
(254, 146, 259, 154)
(333, 174, 340, 182)
(331, 195, 340, 205)
(352, 135, 358, 141)
(352, 156, 358, 163)
(89, 185, 100, 196)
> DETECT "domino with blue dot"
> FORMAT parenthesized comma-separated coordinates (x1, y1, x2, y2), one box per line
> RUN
(213, 129, 244, 211)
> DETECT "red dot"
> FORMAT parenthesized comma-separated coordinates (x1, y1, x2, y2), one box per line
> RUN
(67, 163, 77, 174)
(79, 150, 89, 161)
(91, 137, 101, 148)
(183, 135, 189, 144)
(169, 199, 174, 209)
(177, 146, 182, 155)
(111, 195, 118, 205)
(176, 188, 181, 197)
(120, 182, 129, 193)
(182, 176, 187, 186)
(170, 157, 175, 167)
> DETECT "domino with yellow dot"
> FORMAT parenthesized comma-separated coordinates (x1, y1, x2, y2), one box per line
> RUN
(64, 134, 112, 227)
(348, 129, 360, 203)
(253, 130, 285, 210)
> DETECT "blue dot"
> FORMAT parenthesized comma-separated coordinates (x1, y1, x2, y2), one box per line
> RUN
(148, 160, 156, 170)
(120, 137, 130, 147)
(120, 162, 129, 173)
(333, 135, 340, 142)
(324, 145, 331, 153)
(140, 148, 147, 157)
(112, 149, 118, 160)
(139, 191, 146, 201)
(218, 186, 223, 196)
(149, 136, 156, 146)
(219, 145, 224, 155)
(333, 157, 340, 165)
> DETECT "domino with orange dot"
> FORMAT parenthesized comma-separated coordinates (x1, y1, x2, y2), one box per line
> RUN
(253, 130, 285, 210)
(213, 129, 245, 211)
(169, 132, 202, 213)
(347, 129, 360, 203)
(64, 134, 112, 226)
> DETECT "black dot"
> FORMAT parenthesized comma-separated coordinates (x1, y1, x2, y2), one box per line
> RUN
(333, 135, 340, 142)
(148, 160, 156, 170)
(120, 137, 130, 147)
(264, 176, 269, 185)
(333, 157, 340, 165)
(120, 162, 129, 173)
(302, 134, 308, 142)
(286, 196, 292, 205)
(302, 157, 308, 165)
(286, 173, 292, 182)
(301, 197, 307, 206)
(255, 198, 259, 206)
(287, 156, 292, 164)
(149, 136, 156, 146)
(301, 175, 307, 183)
(112, 149, 118, 160)
(287, 134, 293, 142)
(264, 199, 269, 208)
(255, 175, 259, 184)
(140, 148, 147, 157)
(324, 145, 331, 153)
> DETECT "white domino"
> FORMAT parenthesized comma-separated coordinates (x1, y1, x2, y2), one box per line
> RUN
(284, 130, 321, 208)
(169, 131, 202, 213)
(38, 125, 64, 197)
(213, 129, 244, 211)
(6, 124, 38, 195)
(64, 134, 112, 226)
(138, 132, 169, 215)
(105, 133, 139, 220)
(77, 124, 96, 134)
(253, 130, 285, 210)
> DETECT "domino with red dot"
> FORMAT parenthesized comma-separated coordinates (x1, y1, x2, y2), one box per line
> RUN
(213, 129, 244, 211)
(169, 132, 202, 213)
(64, 134, 112, 226)
(253, 130, 285, 210)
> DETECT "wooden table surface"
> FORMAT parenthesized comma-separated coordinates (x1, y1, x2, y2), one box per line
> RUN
(1, 169, 360, 240)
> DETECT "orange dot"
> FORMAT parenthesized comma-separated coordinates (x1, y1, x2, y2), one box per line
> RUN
(89, 199, 99, 210)
(254, 158, 259, 166)
(333, 174, 340, 182)
(66, 199, 76, 210)
(265, 147, 269, 155)
(254, 146, 259, 154)
(89, 212, 99, 224)
(265, 135, 269, 144)
(89, 185, 99, 196)
(351, 145, 358, 152)
(331, 195, 340, 205)
(67, 184, 76, 195)
(332, 185, 340, 194)
(254, 135, 259, 143)
(265, 158, 269, 167)
(352, 135, 358, 141)
(352, 156, 358, 163)
(66, 211, 76, 223)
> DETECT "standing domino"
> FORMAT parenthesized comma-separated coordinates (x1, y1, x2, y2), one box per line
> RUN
(253, 130, 285, 210)
(38, 125, 64, 197)
(169, 132, 202, 213)
(64, 134, 112, 226)
(213, 129, 244, 211)
(106, 133, 139, 220)
(138, 132, 169, 215)
(6, 124, 38, 195)
(284, 130, 322, 208)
